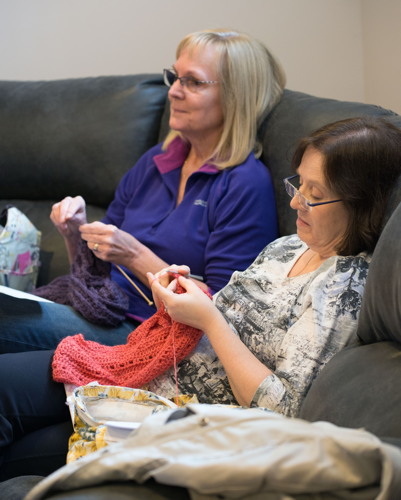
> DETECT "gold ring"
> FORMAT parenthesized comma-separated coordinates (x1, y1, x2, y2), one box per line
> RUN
(93, 243, 99, 252)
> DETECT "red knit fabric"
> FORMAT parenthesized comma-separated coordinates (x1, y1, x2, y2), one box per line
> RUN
(52, 282, 210, 387)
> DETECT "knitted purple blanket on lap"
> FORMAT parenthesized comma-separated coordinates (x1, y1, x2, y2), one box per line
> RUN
(33, 239, 129, 327)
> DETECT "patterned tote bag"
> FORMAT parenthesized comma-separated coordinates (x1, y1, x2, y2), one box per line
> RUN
(0, 205, 41, 291)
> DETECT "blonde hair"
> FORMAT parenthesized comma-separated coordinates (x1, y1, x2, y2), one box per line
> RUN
(163, 29, 286, 169)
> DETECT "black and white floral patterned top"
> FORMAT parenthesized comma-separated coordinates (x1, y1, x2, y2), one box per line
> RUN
(147, 235, 370, 417)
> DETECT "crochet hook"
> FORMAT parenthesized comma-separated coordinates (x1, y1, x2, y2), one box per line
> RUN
(187, 273, 204, 281)
(116, 265, 154, 307)
(166, 271, 204, 281)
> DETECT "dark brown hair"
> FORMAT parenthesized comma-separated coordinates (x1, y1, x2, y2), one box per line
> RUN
(291, 116, 401, 255)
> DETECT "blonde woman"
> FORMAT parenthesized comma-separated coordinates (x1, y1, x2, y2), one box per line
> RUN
(0, 29, 285, 352)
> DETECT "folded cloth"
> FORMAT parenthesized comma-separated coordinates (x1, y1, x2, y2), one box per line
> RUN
(52, 281, 210, 388)
(33, 238, 129, 327)
(25, 404, 401, 500)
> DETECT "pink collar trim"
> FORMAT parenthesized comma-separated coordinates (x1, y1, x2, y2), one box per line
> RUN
(154, 137, 219, 174)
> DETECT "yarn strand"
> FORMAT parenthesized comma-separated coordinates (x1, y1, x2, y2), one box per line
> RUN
(171, 317, 180, 404)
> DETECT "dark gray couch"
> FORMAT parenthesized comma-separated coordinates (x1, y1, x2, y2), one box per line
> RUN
(1, 75, 401, 499)
(2, 74, 401, 284)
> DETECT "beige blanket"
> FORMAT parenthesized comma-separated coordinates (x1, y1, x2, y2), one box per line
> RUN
(25, 404, 401, 500)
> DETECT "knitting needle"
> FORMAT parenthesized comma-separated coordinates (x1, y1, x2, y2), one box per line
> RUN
(115, 265, 154, 307)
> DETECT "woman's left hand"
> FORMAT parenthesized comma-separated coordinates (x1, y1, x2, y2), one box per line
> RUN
(148, 274, 217, 331)
(147, 264, 191, 288)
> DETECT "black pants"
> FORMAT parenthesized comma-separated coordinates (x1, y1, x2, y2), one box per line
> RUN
(0, 350, 71, 479)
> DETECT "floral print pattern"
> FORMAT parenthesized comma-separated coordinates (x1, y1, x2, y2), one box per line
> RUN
(148, 235, 370, 417)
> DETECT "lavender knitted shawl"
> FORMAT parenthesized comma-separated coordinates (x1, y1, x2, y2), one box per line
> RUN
(33, 239, 129, 326)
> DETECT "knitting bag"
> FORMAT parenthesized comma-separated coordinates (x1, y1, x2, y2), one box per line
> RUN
(66, 384, 197, 462)
(0, 205, 41, 292)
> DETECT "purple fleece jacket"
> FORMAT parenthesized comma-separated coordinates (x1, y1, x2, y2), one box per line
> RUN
(104, 137, 278, 321)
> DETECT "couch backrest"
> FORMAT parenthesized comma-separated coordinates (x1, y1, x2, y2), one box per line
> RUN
(356, 199, 401, 345)
(0, 75, 168, 208)
(2, 75, 401, 285)
(158, 85, 401, 237)
(260, 89, 401, 236)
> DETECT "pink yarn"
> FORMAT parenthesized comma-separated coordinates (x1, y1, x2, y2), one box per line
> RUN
(52, 282, 210, 387)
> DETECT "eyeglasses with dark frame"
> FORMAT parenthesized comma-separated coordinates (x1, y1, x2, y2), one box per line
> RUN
(283, 175, 342, 212)
(163, 68, 218, 93)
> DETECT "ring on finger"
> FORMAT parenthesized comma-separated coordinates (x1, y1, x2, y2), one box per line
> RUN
(93, 243, 99, 252)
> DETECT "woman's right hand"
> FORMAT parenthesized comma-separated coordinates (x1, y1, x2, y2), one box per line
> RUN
(148, 274, 217, 332)
(50, 196, 87, 239)
(146, 265, 191, 309)
(147, 264, 191, 288)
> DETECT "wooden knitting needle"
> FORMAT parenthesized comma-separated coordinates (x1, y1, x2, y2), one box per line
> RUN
(116, 265, 154, 307)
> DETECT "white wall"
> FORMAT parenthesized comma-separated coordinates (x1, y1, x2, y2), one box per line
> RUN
(0, 0, 399, 114)
(362, 0, 401, 115)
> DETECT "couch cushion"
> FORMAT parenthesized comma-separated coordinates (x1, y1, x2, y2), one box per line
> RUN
(0, 75, 168, 208)
(299, 341, 401, 439)
(0, 477, 190, 500)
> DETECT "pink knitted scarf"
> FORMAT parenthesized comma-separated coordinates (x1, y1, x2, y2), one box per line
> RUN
(52, 282, 210, 388)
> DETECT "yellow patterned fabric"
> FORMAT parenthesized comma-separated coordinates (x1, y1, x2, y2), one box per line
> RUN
(67, 384, 198, 463)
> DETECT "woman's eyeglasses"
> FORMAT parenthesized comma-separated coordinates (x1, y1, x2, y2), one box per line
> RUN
(163, 68, 218, 93)
(283, 175, 342, 212)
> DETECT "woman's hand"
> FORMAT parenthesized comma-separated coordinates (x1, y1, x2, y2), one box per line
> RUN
(50, 196, 88, 263)
(147, 264, 191, 288)
(80, 225, 180, 289)
(79, 221, 142, 266)
(150, 272, 272, 407)
(147, 264, 196, 310)
(147, 267, 189, 310)
(148, 274, 218, 331)
(50, 196, 87, 239)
